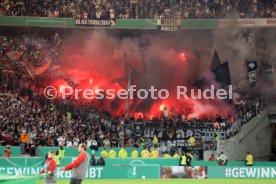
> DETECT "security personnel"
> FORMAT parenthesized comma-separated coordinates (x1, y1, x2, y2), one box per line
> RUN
(186, 152, 193, 166)
(163, 152, 172, 158)
(131, 147, 139, 158)
(150, 147, 159, 158)
(179, 153, 187, 166)
(173, 151, 180, 159)
(188, 136, 196, 147)
(139, 137, 145, 147)
(141, 147, 150, 158)
(59, 146, 65, 159)
(245, 152, 253, 166)
(54, 151, 60, 166)
(153, 135, 158, 147)
(100, 148, 109, 158)
(90, 154, 97, 166)
(118, 147, 128, 158)
(108, 148, 117, 158)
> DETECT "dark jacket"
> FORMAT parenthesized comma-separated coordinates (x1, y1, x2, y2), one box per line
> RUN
(97, 157, 105, 166)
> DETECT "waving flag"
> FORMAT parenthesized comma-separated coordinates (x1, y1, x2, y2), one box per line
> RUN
(6, 51, 23, 61)
(26, 58, 52, 79)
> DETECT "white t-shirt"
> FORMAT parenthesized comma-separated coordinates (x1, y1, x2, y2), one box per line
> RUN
(73, 138, 79, 147)
(218, 154, 228, 161)
(84, 12, 88, 19)
(66, 140, 73, 147)
(110, 8, 115, 19)
(103, 139, 111, 147)
(57, 136, 65, 146)
(87, 139, 92, 148)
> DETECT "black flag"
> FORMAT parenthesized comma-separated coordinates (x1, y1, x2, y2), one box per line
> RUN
(210, 50, 222, 71)
(212, 62, 231, 86)
(246, 61, 258, 87)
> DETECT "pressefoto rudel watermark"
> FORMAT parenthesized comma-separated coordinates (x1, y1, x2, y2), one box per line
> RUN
(44, 85, 233, 100)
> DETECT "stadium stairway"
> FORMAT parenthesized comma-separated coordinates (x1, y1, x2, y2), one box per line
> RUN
(217, 106, 276, 161)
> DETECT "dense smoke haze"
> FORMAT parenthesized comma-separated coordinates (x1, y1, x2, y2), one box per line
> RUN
(38, 26, 274, 120)
(46, 30, 227, 119)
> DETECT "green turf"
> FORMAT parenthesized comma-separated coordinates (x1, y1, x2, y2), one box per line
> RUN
(36, 179, 276, 184)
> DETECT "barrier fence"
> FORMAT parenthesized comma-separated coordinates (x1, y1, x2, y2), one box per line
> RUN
(0, 157, 275, 167)
(0, 146, 21, 157)
(0, 16, 276, 29)
(0, 157, 178, 167)
(0, 166, 275, 179)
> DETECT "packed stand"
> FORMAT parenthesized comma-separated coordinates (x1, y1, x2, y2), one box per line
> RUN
(0, 31, 263, 158)
(0, 0, 275, 19)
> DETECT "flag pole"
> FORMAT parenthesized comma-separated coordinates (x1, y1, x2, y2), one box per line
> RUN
(125, 66, 131, 119)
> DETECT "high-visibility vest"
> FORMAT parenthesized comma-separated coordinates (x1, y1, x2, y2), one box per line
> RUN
(54, 155, 60, 166)
(20, 133, 30, 143)
(118, 149, 128, 158)
(173, 153, 180, 159)
(153, 136, 158, 145)
(188, 137, 196, 147)
(150, 149, 158, 158)
(108, 149, 117, 158)
(180, 155, 187, 166)
(131, 150, 138, 158)
(246, 154, 253, 165)
(163, 154, 172, 158)
(140, 138, 145, 147)
(141, 149, 150, 158)
(59, 149, 65, 158)
(100, 150, 109, 158)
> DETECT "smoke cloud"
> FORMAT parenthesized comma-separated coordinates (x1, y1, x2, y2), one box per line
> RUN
(48, 27, 274, 119)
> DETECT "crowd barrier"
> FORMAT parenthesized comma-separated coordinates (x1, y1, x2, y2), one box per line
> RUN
(0, 157, 275, 167)
(1, 16, 276, 29)
(0, 16, 215, 29)
(0, 146, 21, 157)
(0, 157, 178, 167)
(0, 166, 275, 179)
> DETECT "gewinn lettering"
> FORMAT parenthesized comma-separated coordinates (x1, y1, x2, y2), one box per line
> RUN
(226, 167, 276, 178)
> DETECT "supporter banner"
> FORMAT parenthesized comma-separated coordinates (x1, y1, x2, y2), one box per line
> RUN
(208, 166, 276, 178)
(246, 61, 258, 86)
(160, 166, 207, 179)
(157, 19, 181, 31)
(0, 166, 159, 179)
(25, 57, 52, 79)
(140, 124, 226, 148)
(75, 18, 116, 27)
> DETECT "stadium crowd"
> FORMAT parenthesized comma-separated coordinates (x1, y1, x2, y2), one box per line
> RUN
(0, 30, 263, 158)
(0, 77, 262, 156)
(0, 0, 275, 19)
